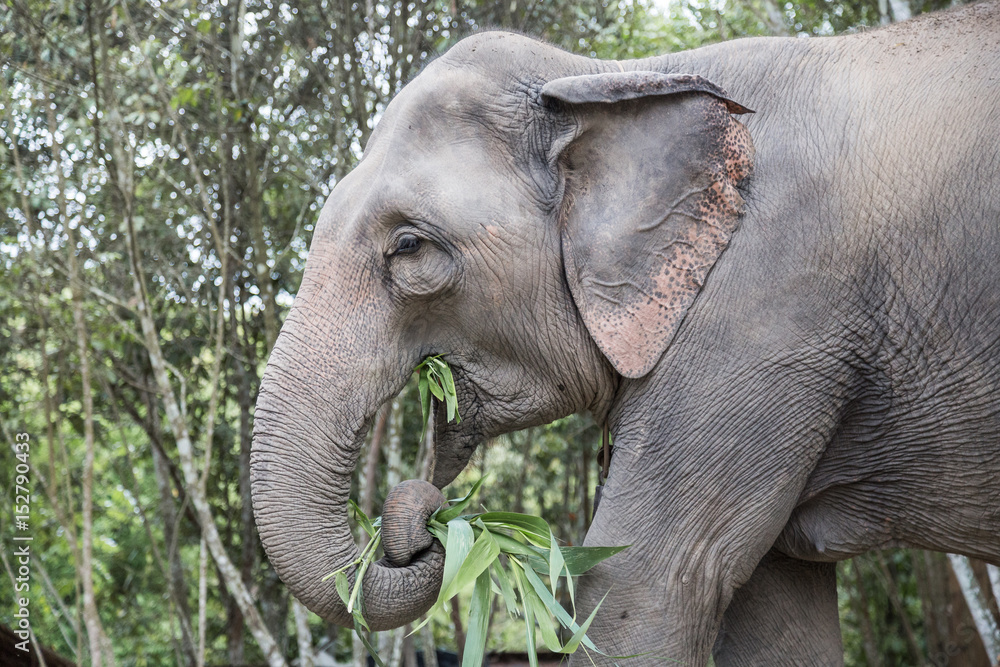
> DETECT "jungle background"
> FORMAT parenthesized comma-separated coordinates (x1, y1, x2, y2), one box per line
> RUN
(1, 0, 999, 664)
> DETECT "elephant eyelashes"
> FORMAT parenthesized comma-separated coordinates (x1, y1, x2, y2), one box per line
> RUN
(393, 233, 421, 255)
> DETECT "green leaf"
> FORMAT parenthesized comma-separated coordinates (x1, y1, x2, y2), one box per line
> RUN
(335, 571, 350, 607)
(526, 545, 629, 576)
(493, 561, 520, 617)
(437, 519, 475, 604)
(433, 476, 486, 523)
(558, 593, 607, 654)
(564, 557, 576, 617)
(428, 379, 445, 401)
(354, 616, 384, 667)
(491, 531, 546, 558)
(428, 523, 449, 548)
(440, 361, 457, 397)
(523, 581, 563, 652)
(521, 565, 599, 652)
(418, 373, 430, 431)
(352, 577, 370, 631)
(479, 512, 551, 548)
(349, 500, 376, 538)
(548, 531, 565, 598)
(511, 561, 539, 667)
(462, 569, 492, 667)
(440, 526, 499, 602)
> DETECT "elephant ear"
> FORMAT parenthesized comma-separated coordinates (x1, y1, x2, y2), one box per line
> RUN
(541, 72, 755, 378)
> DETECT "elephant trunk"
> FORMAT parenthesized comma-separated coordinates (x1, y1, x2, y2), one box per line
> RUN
(250, 286, 445, 631)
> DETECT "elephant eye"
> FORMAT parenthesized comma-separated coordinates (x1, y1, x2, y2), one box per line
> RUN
(394, 233, 421, 255)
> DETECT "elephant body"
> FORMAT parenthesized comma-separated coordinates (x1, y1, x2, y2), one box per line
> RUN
(251, 2, 1000, 664)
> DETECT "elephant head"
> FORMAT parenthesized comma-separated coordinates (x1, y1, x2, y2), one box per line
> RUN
(250, 32, 753, 631)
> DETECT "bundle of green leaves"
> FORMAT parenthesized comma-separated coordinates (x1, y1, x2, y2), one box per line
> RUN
(324, 357, 627, 666)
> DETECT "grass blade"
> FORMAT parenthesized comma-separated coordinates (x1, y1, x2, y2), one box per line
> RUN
(462, 569, 492, 667)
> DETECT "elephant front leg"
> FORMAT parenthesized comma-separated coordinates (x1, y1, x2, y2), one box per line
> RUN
(713, 548, 843, 667)
(572, 496, 748, 665)
(571, 462, 795, 664)
(571, 380, 837, 663)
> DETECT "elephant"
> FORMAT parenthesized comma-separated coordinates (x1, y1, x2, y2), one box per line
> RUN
(249, 2, 1000, 664)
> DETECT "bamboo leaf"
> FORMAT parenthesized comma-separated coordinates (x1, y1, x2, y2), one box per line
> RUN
(491, 531, 546, 558)
(523, 580, 563, 652)
(434, 476, 486, 523)
(437, 518, 474, 604)
(418, 373, 430, 430)
(354, 617, 384, 667)
(558, 594, 607, 654)
(526, 545, 629, 576)
(493, 561, 520, 617)
(335, 571, 350, 607)
(441, 526, 500, 602)
(548, 532, 565, 598)
(479, 512, 551, 547)
(428, 378, 445, 401)
(521, 565, 599, 652)
(564, 559, 576, 617)
(349, 500, 377, 538)
(511, 560, 539, 667)
(462, 569, 492, 667)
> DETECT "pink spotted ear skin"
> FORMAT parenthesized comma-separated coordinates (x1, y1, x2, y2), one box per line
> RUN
(558, 93, 755, 379)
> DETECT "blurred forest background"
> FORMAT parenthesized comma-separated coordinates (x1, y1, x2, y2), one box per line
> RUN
(2, 0, 999, 665)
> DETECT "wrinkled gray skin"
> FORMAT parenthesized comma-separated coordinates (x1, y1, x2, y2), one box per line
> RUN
(251, 2, 1000, 664)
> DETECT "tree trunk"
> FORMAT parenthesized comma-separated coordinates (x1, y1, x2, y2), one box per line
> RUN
(293, 599, 315, 667)
(949, 554, 1000, 662)
(888, 0, 912, 22)
(419, 619, 438, 667)
(989, 564, 1000, 610)
(58, 90, 116, 667)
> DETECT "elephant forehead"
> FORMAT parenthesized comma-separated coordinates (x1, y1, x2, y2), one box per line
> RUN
(311, 134, 527, 251)
(365, 68, 498, 154)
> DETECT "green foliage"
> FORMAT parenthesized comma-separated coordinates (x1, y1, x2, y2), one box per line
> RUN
(416, 355, 461, 430)
(336, 481, 626, 665)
